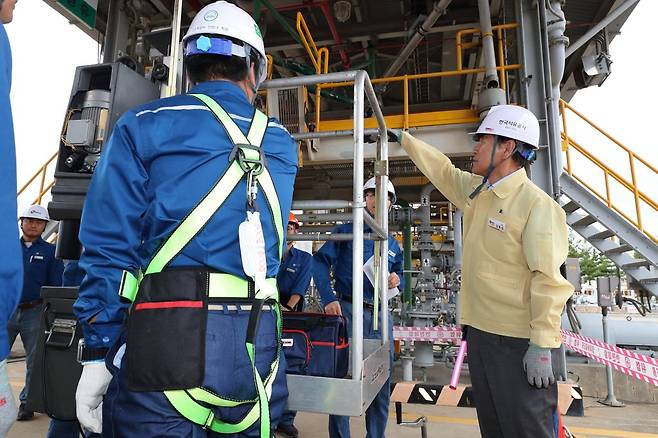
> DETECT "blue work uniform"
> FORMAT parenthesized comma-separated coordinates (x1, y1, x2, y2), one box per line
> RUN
(277, 246, 312, 311)
(8, 237, 63, 406)
(0, 23, 22, 364)
(74, 81, 298, 436)
(313, 222, 403, 438)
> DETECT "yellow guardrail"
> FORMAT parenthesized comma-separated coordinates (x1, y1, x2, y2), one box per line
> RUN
(17, 151, 57, 206)
(296, 11, 329, 132)
(456, 23, 518, 91)
(314, 64, 519, 132)
(560, 99, 658, 243)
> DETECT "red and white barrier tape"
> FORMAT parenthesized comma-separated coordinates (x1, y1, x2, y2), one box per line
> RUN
(560, 329, 658, 387)
(393, 326, 461, 343)
(393, 326, 658, 387)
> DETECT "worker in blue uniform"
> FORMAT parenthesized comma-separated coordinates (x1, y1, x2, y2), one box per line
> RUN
(0, 0, 23, 433)
(10, 205, 64, 421)
(278, 213, 313, 313)
(275, 212, 313, 438)
(313, 177, 404, 438)
(72, 2, 297, 436)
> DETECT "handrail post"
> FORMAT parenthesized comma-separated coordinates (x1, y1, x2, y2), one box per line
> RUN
(628, 151, 643, 231)
(403, 76, 409, 129)
(559, 101, 572, 175)
(351, 71, 367, 382)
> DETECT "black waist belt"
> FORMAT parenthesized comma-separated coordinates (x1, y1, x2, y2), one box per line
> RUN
(339, 295, 374, 310)
(137, 269, 278, 304)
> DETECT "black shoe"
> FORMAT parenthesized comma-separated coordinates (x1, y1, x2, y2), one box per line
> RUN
(275, 423, 299, 438)
(16, 403, 34, 421)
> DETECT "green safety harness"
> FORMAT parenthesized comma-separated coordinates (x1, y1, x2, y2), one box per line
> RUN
(118, 93, 285, 437)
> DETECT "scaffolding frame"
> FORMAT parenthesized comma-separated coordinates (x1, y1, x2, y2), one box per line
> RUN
(262, 71, 390, 415)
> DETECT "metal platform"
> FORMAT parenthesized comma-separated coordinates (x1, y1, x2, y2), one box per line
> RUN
(286, 339, 390, 416)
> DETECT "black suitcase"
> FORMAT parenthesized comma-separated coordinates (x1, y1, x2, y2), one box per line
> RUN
(27, 286, 83, 420)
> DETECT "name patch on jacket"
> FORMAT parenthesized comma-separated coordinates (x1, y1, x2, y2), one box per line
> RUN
(487, 217, 506, 232)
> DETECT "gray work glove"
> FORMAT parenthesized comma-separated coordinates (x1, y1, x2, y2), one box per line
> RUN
(523, 344, 555, 389)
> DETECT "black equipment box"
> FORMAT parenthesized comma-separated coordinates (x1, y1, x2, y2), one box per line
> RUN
(27, 287, 82, 420)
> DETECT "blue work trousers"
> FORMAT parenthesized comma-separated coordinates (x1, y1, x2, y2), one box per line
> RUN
(102, 306, 288, 437)
(8, 306, 41, 404)
(328, 300, 393, 438)
(279, 410, 296, 427)
(47, 418, 101, 438)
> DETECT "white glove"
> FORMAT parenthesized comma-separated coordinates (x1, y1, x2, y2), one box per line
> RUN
(76, 361, 113, 434)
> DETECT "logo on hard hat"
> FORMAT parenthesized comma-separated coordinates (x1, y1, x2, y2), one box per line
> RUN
(204, 10, 218, 21)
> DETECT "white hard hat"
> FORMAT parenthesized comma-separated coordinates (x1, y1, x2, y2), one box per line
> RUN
(363, 177, 396, 203)
(183, 1, 267, 86)
(20, 205, 50, 221)
(473, 105, 540, 148)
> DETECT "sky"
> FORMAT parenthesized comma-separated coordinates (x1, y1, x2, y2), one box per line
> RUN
(6, 0, 658, 236)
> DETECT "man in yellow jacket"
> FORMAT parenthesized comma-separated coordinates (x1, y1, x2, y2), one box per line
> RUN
(391, 105, 574, 438)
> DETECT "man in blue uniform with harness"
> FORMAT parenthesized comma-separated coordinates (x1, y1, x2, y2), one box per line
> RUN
(73, 2, 297, 436)
(313, 177, 403, 438)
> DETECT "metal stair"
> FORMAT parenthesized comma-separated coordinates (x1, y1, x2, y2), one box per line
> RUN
(560, 173, 658, 297)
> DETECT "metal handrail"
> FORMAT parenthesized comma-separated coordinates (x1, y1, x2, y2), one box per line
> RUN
(263, 70, 389, 401)
(17, 151, 58, 205)
(560, 99, 657, 243)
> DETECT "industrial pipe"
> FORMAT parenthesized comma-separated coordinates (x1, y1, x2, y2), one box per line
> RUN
(381, 0, 453, 79)
(477, 0, 498, 88)
(538, 0, 565, 198)
(102, 0, 121, 63)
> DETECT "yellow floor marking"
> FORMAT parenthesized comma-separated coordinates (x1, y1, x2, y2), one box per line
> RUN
(395, 411, 658, 438)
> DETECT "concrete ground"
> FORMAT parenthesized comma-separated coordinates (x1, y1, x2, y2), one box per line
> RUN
(5, 341, 658, 438)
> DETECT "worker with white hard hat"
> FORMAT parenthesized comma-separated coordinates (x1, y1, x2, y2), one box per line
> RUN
(389, 105, 574, 437)
(9, 205, 63, 422)
(73, 2, 297, 436)
(313, 176, 403, 438)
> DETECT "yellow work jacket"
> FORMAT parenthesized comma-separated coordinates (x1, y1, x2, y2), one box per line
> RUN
(400, 132, 574, 348)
